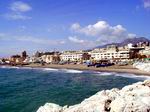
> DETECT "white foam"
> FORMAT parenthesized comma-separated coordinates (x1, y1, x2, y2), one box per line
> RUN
(1, 66, 150, 80)
(42, 68, 59, 71)
(0, 66, 7, 68)
(0, 66, 20, 69)
(93, 71, 150, 80)
(62, 69, 83, 73)
(17, 67, 33, 70)
(114, 73, 150, 80)
(97, 72, 114, 76)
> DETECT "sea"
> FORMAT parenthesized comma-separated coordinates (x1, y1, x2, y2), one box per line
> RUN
(0, 66, 149, 112)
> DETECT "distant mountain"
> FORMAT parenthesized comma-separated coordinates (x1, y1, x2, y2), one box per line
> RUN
(95, 37, 150, 48)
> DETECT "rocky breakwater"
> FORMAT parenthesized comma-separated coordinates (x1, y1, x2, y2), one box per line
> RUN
(37, 80, 150, 112)
(133, 62, 150, 72)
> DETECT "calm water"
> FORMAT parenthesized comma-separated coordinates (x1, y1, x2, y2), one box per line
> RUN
(0, 67, 146, 112)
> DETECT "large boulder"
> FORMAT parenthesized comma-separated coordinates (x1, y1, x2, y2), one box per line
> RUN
(37, 80, 150, 112)
(37, 103, 63, 112)
(133, 62, 150, 72)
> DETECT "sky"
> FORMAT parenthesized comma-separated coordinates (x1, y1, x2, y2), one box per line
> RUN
(0, 0, 150, 57)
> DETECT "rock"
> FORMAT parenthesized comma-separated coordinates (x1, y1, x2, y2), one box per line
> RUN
(133, 62, 150, 72)
(37, 80, 150, 112)
(37, 103, 63, 112)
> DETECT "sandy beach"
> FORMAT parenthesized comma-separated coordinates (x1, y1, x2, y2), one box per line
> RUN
(23, 64, 150, 76)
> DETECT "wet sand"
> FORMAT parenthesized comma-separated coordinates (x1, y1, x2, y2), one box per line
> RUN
(24, 64, 150, 76)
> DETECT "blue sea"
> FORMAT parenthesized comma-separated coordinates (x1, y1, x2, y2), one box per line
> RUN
(0, 66, 149, 112)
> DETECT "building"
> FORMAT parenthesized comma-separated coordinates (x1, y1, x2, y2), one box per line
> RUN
(9, 51, 29, 65)
(34, 51, 43, 58)
(90, 45, 130, 61)
(22, 51, 27, 59)
(60, 51, 84, 62)
(139, 46, 150, 58)
(10, 55, 23, 64)
(129, 47, 145, 59)
(81, 53, 91, 61)
(41, 52, 60, 63)
(90, 50, 130, 61)
(137, 41, 149, 47)
(28, 56, 43, 63)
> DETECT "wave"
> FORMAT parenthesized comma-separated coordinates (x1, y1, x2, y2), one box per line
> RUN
(96, 72, 115, 76)
(0, 66, 8, 68)
(114, 73, 150, 80)
(0, 66, 20, 69)
(0, 66, 59, 72)
(1, 66, 150, 80)
(18, 67, 59, 72)
(42, 68, 59, 71)
(0, 66, 83, 73)
(93, 71, 150, 80)
(62, 69, 83, 73)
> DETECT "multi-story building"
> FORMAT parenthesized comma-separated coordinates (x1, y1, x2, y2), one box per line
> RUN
(90, 45, 130, 61)
(60, 51, 84, 61)
(90, 50, 130, 61)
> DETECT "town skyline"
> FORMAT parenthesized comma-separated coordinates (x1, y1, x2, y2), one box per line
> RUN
(0, 0, 150, 57)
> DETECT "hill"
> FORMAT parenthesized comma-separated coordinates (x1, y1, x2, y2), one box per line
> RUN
(95, 37, 150, 48)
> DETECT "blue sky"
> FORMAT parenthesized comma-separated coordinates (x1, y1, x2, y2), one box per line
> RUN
(0, 0, 150, 57)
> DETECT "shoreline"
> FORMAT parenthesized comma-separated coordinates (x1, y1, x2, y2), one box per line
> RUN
(1, 64, 150, 76)
(23, 64, 150, 76)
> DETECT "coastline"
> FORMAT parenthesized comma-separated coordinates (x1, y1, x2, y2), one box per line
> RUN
(1, 64, 150, 76)
(21, 64, 150, 76)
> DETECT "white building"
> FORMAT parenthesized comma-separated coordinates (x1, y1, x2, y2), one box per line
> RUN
(28, 56, 42, 63)
(90, 45, 130, 61)
(90, 50, 130, 60)
(60, 51, 83, 61)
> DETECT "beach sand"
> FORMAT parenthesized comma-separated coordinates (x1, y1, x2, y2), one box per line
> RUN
(24, 64, 150, 76)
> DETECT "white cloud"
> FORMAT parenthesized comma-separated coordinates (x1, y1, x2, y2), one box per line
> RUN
(0, 33, 5, 37)
(0, 33, 65, 45)
(4, 13, 31, 20)
(18, 25, 27, 31)
(0, 33, 12, 41)
(71, 21, 136, 44)
(68, 36, 85, 44)
(10, 1, 32, 12)
(71, 23, 80, 30)
(128, 33, 137, 38)
(136, 5, 140, 11)
(16, 36, 66, 45)
(3, 1, 32, 20)
(15, 36, 50, 44)
(68, 36, 96, 47)
(143, 0, 150, 9)
(59, 40, 66, 44)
